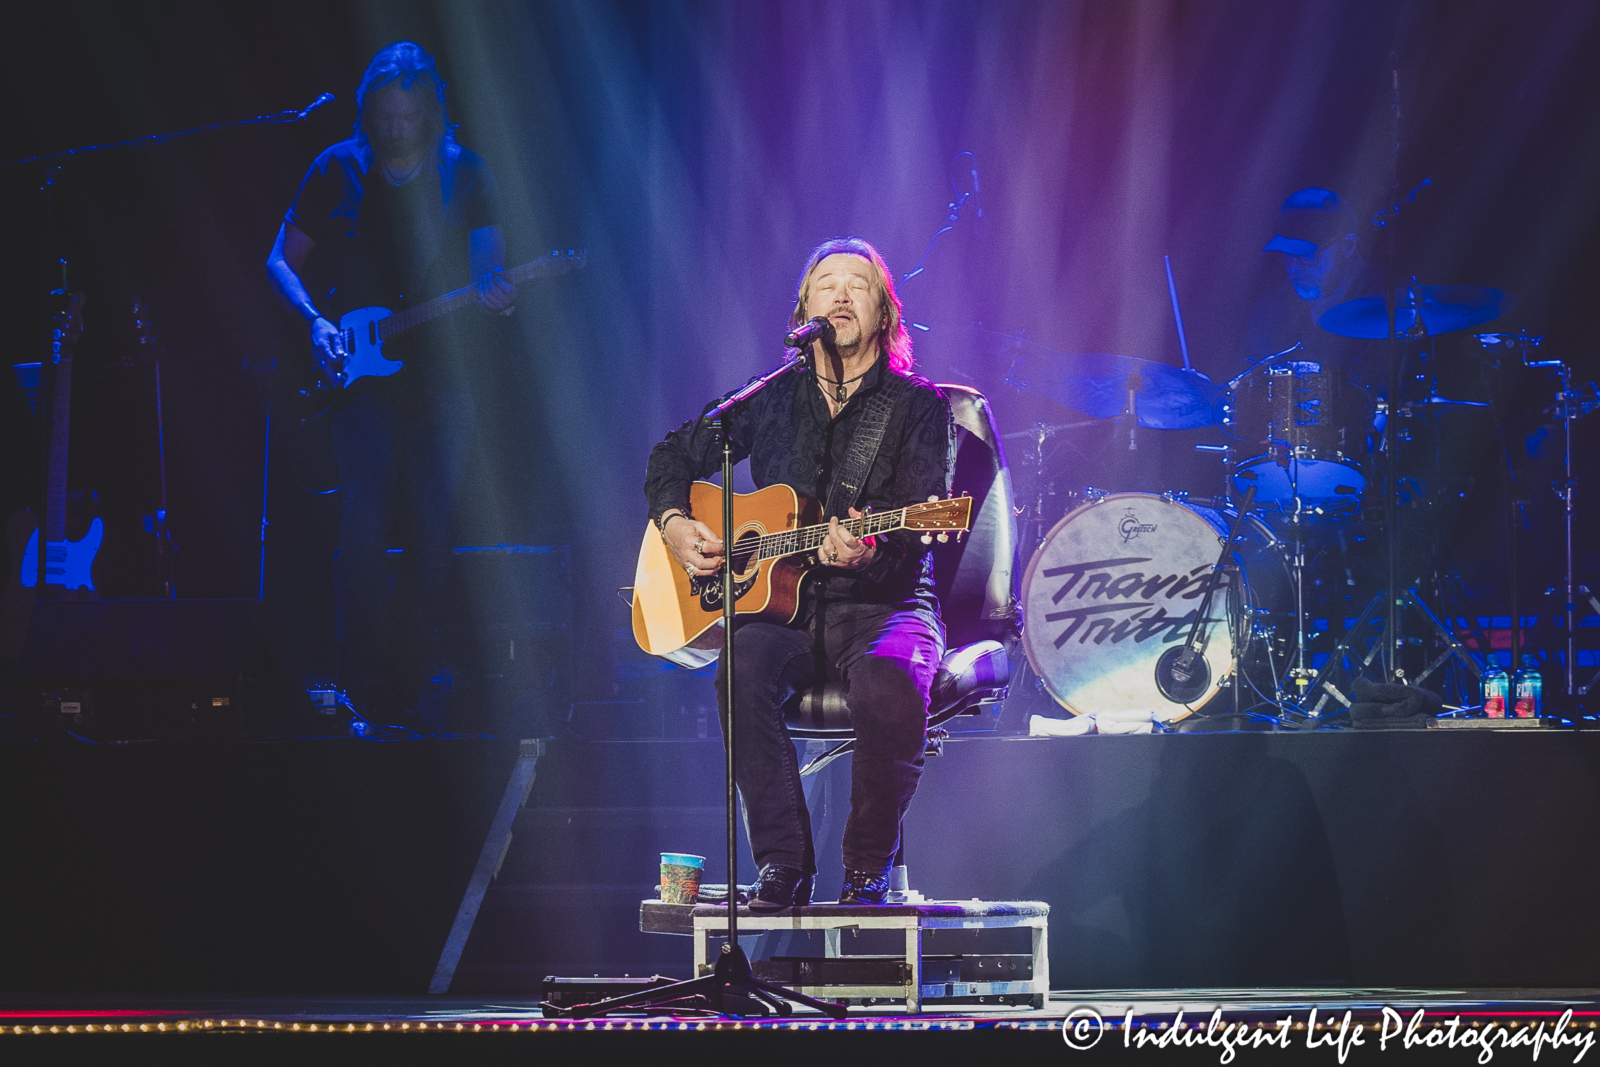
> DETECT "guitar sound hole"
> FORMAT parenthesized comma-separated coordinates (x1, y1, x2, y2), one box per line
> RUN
(731, 530, 761, 576)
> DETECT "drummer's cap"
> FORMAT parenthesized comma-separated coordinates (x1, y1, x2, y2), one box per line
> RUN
(1263, 187, 1357, 257)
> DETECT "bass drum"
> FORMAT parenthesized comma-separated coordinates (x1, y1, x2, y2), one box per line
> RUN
(1020, 493, 1286, 722)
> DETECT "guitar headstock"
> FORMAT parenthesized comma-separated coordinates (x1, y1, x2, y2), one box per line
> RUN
(132, 300, 164, 353)
(904, 494, 973, 533)
(540, 249, 588, 275)
(51, 291, 86, 348)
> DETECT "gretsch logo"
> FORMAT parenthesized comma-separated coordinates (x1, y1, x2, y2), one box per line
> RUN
(1118, 509, 1158, 544)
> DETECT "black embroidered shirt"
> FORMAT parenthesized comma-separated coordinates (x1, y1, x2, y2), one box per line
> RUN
(644, 356, 955, 607)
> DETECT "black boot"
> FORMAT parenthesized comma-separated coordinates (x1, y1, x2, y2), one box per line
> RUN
(749, 864, 814, 911)
(838, 869, 890, 905)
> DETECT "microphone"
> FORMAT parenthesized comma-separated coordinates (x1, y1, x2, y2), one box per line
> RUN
(297, 92, 336, 120)
(1154, 644, 1210, 704)
(784, 317, 835, 350)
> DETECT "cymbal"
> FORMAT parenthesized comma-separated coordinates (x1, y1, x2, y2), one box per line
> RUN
(976, 327, 1221, 429)
(1318, 284, 1511, 340)
(1001, 419, 1101, 441)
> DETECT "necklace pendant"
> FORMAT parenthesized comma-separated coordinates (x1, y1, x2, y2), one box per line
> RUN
(836, 384, 848, 403)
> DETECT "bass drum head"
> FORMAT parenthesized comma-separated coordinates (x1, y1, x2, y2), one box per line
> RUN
(1021, 493, 1237, 722)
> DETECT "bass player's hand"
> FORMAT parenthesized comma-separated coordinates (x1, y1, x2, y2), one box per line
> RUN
(477, 269, 517, 314)
(662, 512, 723, 578)
(311, 316, 347, 385)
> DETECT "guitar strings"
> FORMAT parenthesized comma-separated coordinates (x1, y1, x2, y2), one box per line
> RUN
(377, 255, 572, 340)
(746, 504, 955, 563)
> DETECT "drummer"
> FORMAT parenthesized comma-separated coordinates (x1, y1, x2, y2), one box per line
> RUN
(1244, 186, 1375, 382)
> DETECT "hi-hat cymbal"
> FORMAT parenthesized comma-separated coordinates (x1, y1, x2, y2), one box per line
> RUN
(976, 327, 1221, 429)
(1318, 284, 1512, 340)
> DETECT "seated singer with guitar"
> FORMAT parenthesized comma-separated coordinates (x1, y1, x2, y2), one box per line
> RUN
(266, 42, 515, 719)
(644, 238, 955, 907)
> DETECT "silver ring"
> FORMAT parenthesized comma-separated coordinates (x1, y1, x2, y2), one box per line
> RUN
(694, 537, 704, 554)
(684, 562, 695, 576)
(826, 550, 838, 564)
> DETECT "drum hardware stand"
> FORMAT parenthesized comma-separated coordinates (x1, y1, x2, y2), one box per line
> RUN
(1537, 355, 1590, 698)
(1258, 617, 1291, 709)
(1579, 587, 1600, 698)
(1124, 370, 1143, 451)
(1285, 517, 1316, 702)
(1369, 63, 1462, 683)
(1440, 569, 1495, 681)
(1227, 584, 1296, 727)
(1477, 330, 1597, 700)
(1373, 55, 1411, 682)
(1297, 588, 1482, 721)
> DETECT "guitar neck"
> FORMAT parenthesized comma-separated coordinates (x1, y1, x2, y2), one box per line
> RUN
(43, 355, 72, 543)
(376, 255, 579, 342)
(752, 507, 919, 565)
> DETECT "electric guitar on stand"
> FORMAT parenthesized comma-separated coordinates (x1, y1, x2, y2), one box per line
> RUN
(18, 288, 102, 597)
(632, 481, 972, 658)
(322, 249, 587, 390)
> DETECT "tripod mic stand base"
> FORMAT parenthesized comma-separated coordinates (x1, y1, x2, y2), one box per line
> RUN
(558, 941, 847, 1020)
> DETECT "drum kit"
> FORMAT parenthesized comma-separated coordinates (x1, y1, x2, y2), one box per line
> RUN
(989, 279, 1592, 727)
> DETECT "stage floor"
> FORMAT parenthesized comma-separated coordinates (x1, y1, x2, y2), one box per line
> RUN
(4, 988, 1597, 1038)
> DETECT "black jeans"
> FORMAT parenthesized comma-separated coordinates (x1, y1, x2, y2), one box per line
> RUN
(329, 382, 474, 694)
(715, 598, 943, 877)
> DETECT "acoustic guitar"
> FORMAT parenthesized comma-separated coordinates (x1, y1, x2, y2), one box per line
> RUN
(632, 480, 971, 658)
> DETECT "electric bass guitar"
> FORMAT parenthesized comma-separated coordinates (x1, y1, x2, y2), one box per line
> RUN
(632, 481, 972, 658)
(330, 249, 587, 388)
(19, 290, 102, 596)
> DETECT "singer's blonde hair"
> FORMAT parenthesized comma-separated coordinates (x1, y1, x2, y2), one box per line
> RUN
(789, 237, 914, 373)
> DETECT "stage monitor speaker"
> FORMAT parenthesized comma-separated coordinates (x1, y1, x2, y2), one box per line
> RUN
(18, 599, 270, 740)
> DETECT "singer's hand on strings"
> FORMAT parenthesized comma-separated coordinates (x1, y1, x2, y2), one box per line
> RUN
(820, 508, 876, 570)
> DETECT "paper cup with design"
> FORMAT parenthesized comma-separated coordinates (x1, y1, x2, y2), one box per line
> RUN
(659, 853, 705, 904)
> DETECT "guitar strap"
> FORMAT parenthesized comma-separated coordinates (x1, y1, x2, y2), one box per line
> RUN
(822, 367, 903, 520)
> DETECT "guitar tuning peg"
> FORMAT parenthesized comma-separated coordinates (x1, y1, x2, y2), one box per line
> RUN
(927, 495, 939, 502)
(956, 531, 966, 542)
(936, 532, 949, 543)
(920, 532, 933, 545)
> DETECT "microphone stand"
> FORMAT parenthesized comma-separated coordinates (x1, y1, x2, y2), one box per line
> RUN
(1154, 485, 1258, 708)
(0, 94, 336, 172)
(899, 151, 983, 294)
(570, 349, 846, 1019)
